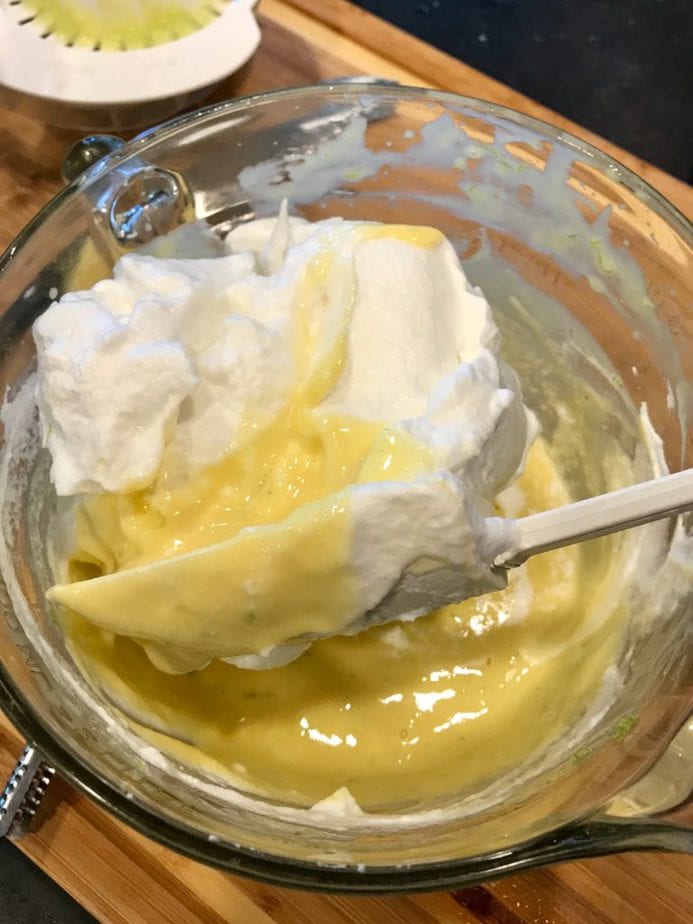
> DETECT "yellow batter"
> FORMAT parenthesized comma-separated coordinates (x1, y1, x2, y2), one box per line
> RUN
(48, 221, 623, 811)
(48, 225, 444, 668)
(59, 437, 621, 810)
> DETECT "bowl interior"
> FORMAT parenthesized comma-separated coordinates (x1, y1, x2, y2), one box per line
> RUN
(0, 86, 690, 882)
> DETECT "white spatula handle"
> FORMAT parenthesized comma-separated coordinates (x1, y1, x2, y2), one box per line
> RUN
(495, 468, 693, 569)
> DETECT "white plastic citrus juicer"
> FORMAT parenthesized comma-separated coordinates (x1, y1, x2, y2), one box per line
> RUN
(0, 0, 260, 128)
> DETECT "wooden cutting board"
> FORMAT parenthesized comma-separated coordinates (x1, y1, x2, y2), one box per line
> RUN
(0, 1, 691, 921)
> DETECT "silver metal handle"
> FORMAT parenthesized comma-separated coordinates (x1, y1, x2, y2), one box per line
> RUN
(496, 468, 693, 568)
(0, 744, 55, 839)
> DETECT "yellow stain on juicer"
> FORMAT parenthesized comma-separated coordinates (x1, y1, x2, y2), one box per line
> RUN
(15, 0, 230, 50)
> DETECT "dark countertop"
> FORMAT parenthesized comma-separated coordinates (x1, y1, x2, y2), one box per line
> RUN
(0, 1, 690, 921)
(0, 839, 94, 923)
(354, 0, 693, 183)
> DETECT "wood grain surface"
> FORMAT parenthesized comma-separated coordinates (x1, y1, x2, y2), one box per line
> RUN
(0, 1, 691, 921)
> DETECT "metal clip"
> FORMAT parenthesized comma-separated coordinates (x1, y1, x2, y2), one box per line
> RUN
(62, 134, 194, 255)
(0, 745, 55, 839)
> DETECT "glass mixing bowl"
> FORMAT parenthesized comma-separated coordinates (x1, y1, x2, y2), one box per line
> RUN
(0, 86, 691, 891)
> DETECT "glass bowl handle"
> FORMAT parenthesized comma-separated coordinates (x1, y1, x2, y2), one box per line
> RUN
(442, 812, 692, 894)
(473, 808, 692, 887)
(535, 808, 692, 866)
(494, 717, 693, 878)
(589, 714, 693, 851)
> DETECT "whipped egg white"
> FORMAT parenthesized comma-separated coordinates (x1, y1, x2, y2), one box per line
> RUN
(35, 209, 535, 670)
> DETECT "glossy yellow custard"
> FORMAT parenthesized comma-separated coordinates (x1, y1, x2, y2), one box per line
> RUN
(42, 218, 624, 811)
(62, 438, 621, 810)
(48, 224, 449, 670)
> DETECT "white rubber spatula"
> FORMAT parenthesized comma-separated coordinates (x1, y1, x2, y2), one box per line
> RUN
(359, 468, 693, 636)
(47, 468, 692, 670)
(493, 468, 693, 570)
